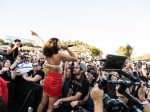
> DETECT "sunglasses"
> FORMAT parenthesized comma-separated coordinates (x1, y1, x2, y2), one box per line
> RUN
(33, 64, 38, 67)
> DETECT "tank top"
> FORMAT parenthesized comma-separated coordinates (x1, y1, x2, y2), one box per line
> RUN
(6, 47, 18, 64)
(46, 61, 63, 73)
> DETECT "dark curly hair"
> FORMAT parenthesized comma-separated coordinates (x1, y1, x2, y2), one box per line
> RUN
(43, 38, 60, 57)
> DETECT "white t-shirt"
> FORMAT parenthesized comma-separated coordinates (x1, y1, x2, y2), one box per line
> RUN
(15, 62, 33, 74)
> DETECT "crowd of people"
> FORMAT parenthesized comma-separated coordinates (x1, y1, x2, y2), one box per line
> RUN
(0, 38, 150, 112)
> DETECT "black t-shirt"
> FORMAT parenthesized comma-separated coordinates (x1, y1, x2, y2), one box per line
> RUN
(6, 47, 19, 64)
(27, 70, 45, 84)
(61, 78, 72, 97)
(0, 71, 11, 81)
(70, 76, 90, 100)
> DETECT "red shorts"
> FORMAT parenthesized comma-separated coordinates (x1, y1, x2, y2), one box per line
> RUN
(43, 71, 62, 97)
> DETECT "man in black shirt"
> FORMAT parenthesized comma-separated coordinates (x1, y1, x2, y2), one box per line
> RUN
(22, 62, 45, 84)
(54, 62, 89, 112)
(6, 39, 21, 64)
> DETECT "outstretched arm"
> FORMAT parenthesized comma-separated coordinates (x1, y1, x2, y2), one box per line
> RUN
(31, 31, 45, 44)
(90, 84, 104, 112)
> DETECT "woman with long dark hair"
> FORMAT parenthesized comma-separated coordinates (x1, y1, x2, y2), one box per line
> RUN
(37, 38, 77, 112)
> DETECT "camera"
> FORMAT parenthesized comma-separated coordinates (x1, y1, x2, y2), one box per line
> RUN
(102, 54, 127, 71)
(97, 54, 144, 112)
(103, 94, 128, 112)
(97, 78, 144, 112)
(10, 42, 22, 48)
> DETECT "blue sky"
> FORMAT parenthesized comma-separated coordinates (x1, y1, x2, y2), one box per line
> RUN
(0, 0, 150, 57)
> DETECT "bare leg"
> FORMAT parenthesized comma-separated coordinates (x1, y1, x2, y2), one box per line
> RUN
(37, 93, 49, 112)
(47, 97, 58, 112)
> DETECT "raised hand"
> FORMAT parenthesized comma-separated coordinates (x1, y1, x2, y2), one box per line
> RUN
(31, 31, 39, 36)
(61, 45, 68, 50)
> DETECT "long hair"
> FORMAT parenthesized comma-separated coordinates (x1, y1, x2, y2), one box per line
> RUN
(43, 38, 59, 57)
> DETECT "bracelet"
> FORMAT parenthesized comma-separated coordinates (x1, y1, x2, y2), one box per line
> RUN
(62, 98, 65, 102)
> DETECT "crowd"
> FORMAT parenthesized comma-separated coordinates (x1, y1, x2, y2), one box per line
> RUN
(0, 38, 150, 112)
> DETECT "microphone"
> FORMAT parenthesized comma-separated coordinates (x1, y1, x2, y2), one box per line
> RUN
(67, 44, 75, 47)
(99, 59, 106, 62)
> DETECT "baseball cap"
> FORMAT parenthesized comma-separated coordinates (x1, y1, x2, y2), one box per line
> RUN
(80, 62, 87, 73)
